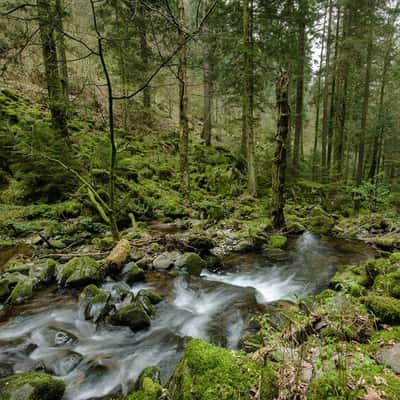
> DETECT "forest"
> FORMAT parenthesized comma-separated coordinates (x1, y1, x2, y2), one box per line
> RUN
(0, 0, 400, 399)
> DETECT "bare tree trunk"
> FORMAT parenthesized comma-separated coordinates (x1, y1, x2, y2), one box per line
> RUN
(242, 0, 256, 195)
(272, 72, 290, 230)
(37, 0, 69, 138)
(293, 8, 306, 174)
(90, 0, 120, 241)
(321, 0, 333, 175)
(178, 0, 190, 197)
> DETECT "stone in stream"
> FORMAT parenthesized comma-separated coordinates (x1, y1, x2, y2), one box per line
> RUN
(38, 326, 78, 347)
(4, 274, 34, 305)
(29, 259, 57, 285)
(109, 301, 151, 332)
(0, 363, 13, 379)
(376, 343, 400, 374)
(42, 350, 83, 376)
(79, 284, 111, 323)
(126, 366, 162, 400)
(153, 251, 181, 271)
(175, 253, 206, 276)
(0, 372, 65, 400)
(122, 262, 145, 284)
(56, 256, 102, 287)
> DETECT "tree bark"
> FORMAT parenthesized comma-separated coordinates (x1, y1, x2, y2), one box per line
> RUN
(138, 1, 151, 114)
(272, 72, 290, 230)
(178, 0, 190, 197)
(201, 0, 213, 146)
(37, 0, 69, 138)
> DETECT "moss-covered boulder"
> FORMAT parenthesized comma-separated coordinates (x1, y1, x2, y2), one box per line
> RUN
(126, 376, 162, 400)
(373, 235, 400, 251)
(373, 271, 400, 298)
(136, 366, 161, 389)
(56, 256, 102, 287)
(136, 289, 163, 305)
(362, 295, 400, 324)
(175, 253, 207, 276)
(329, 266, 369, 297)
(109, 301, 151, 332)
(0, 372, 65, 400)
(305, 207, 335, 235)
(365, 258, 397, 282)
(122, 262, 145, 285)
(168, 339, 272, 400)
(5, 276, 33, 305)
(79, 284, 111, 323)
(268, 235, 288, 249)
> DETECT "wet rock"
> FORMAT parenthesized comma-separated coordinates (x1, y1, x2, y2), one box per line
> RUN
(56, 256, 102, 287)
(175, 253, 206, 276)
(0, 279, 11, 301)
(0, 363, 13, 378)
(153, 251, 181, 271)
(79, 284, 111, 323)
(136, 289, 163, 305)
(0, 372, 65, 400)
(29, 259, 57, 285)
(39, 327, 78, 347)
(136, 365, 161, 389)
(136, 256, 153, 270)
(204, 254, 223, 271)
(135, 291, 156, 316)
(43, 350, 83, 376)
(232, 239, 254, 253)
(375, 343, 400, 374)
(122, 262, 145, 284)
(109, 301, 151, 332)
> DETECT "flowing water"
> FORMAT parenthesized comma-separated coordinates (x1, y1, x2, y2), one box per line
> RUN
(0, 233, 374, 399)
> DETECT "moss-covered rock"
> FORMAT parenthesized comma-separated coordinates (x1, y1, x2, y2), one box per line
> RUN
(373, 235, 400, 251)
(362, 295, 400, 324)
(56, 256, 101, 287)
(0, 279, 11, 301)
(365, 258, 397, 283)
(175, 253, 206, 276)
(5, 276, 33, 305)
(29, 259, 57, 285)
(329, 267, 368, 297)
(268, 235, 287, 249)
(126, 376, 162, 400)
(373, 271, 400, 298)
(0, 372, 65, 400)
(136, 366, 161, 389)
(168, 339, 265, 400)
(136, 289, 163, 305)
(122, 262, 145, 285)
(305, 207, 335, 235)
(79, 284, 111, 323)
(109, 301, 151, 332)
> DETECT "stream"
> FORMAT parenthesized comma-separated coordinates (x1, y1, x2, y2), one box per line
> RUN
(0, 232, 375, 399)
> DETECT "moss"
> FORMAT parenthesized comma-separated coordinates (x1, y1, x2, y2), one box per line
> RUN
(136, 366, 161, 389)
(168, 339, 260, 400)
(176, 253, 206, 276)
(0, 372, 65, 400)
(389, 252, 400, 264)
(362, 295, 400, 324)
(123, 263, 145, 285)
(365, 258, 397, 282)
(29, 259, 57, 284)
(110, 301, 151, 332)
(260, 363, 278, 399)
(56, 256, 101, 287)
(0, 239, 16, 250)
(137, 289, 163, 305)
(6, 277, 33, 305)
(307, 370, 350, 399)
(373, 236, 400, 250)
(126, 377, 162, 400)
(268, 235, 287, 249)
(79, 284, 111, 323)
(329, 267, 368, 297)
(373, 271, 400, 298)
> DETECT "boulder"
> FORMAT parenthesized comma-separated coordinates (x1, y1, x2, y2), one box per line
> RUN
(175, 253, 206, 276)
(122, 262, 145, 285)
(29, 259, 57, 285)
(79, 284, 111, 323)
(105, 239, 131, 273)
(5, 275, 34, 305)
(376, 343, 400, 374)
(168, 339, 271, 400)
(152, 251, 181, 271)
(109, 301, 151, 332)
(373, 271, 400, 298)
(136, 366, 161, 389)
(0, 372, 65, 400)
(56, 256, 102, 287)
(136, 289, 163, 305)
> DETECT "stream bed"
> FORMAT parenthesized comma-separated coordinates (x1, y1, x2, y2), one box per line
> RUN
(0, 232, 375, 399)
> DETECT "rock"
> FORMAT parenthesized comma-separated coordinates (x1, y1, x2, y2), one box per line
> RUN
(109, 301, 151, 332)
(305, 207, 335, 235)
(43, 350, 83, 376)
(286, 221, 306, 234)
(373, 271, 400, 298)
(79, 284, 111, 323)
(136, 289, 163, 305)
(0, 372, 65, 400)
(105, 239, 131, 272)
(56, 256, 102, 287)
(136, 256, 153, 270)
(152, 251, 181, 271)
(376, 343, 400, 374)
(373, 235, 400, 251)
(232, 239, 254, 253)
(39, 327, 78, 347)
(268, 235, 288, 249)
(175, 253, 206, 276)
(122, 262, 145, 285)
(29, 259, 57, 285)
(0, 363, 13, 379)
(168, 339, 268, 400)
(6, 276, 33, 305)
(136, 366, 161, 389)
(0, 279, 11, 301)
(362, 295, 400, 324)
(128, 373, 162, 400)
(204, 254, 223, 271)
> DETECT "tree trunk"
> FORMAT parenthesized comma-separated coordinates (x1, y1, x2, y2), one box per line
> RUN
(178, 0, 190, 197)
(272, 72, 290, 230)
(321, 0, 333, 174)
(312, 5, 327, 180)
(37, 0, 69, 138)
(201, 0, 213, 146)
(293, 8, 306, 174)
(242, 0, 256, 195)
